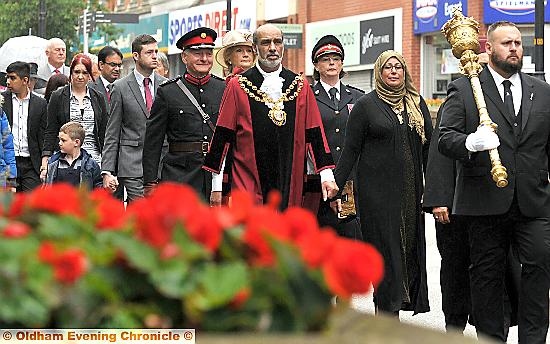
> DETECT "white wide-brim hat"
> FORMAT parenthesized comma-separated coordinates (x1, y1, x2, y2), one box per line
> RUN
(215, 29, 254, 69)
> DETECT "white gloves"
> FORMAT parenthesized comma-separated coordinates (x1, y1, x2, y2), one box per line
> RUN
(465, 125, 500, 152)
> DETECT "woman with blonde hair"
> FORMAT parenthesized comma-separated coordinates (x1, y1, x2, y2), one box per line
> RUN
(333, 50, 433, 317)
(215, 29, 255, 78)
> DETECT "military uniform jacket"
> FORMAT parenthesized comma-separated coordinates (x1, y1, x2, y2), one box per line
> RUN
(142, 75, 225, 197)
(313, 82, 364, 163)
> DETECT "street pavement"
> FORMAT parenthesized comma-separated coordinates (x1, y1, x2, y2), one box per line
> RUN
(349, 214, 550, 343)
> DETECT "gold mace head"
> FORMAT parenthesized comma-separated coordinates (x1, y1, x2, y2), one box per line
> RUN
(441, 8, 480, 59)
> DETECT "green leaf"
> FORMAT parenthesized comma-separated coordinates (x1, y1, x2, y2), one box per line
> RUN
(149, 259, 192, 298)
(193, 262, 249, 310)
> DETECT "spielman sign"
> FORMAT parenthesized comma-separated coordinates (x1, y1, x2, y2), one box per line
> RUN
(413, 0, 468, 34)
(168, 0, 257, 54)
(484, 0, 550, 23)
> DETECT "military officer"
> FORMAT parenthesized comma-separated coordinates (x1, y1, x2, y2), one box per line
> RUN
(311, 35, 364, 239)
(142, 27, 225, 199)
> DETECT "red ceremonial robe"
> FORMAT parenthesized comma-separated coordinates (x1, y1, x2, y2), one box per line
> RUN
(203, 66, 334, 209)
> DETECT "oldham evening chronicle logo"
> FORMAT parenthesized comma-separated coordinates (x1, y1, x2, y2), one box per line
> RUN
(416, 0, 438, 23)
(489, 0, 541, 15)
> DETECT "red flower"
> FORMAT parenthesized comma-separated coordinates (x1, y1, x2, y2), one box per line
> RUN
(297, 228, 338, 268)
(128, 183, 202, 248)
(7, 192, 28, 218)
(90, 189, 127, 230)
(38, 241, 58, 264)
(184, 204, 224, 252)
(2, 221, 31, 238)
(229, 287, 251, 310)
(27, 183, 83, 217)
(243, 208, 291, 266)
(283, 207, 320, 243)
(322, 239, 384, 298)
(52, 248, 88, 284)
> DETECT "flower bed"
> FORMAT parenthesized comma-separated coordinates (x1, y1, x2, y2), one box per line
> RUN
(0, 183, 383, 331)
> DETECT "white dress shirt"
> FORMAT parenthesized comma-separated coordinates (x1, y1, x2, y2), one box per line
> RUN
(133, 69, 154, 104)
(11, 90, 30, 157)
(487, 65, 522, 116)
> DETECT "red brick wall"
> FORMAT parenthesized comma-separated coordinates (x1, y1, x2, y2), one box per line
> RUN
(292, 1, 422, 87)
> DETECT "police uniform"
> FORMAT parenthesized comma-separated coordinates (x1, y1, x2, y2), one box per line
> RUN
(311, 35, 364, 239)
(142, 27, 225, 199)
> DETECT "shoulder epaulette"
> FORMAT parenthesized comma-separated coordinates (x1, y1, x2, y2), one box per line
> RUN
(345, 84, 365, 94)
(211, 74, 224, 81)
(160, 76, 181, 87)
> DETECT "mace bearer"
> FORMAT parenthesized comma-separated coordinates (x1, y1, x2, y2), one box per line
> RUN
(441, 9, 508, 188)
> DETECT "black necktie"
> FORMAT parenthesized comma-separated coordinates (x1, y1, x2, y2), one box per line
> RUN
(329, 87, 339, 109)
(503, 80, 515, 117)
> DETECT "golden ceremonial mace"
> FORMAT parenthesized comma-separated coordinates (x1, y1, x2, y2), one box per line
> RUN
(441, 9, 508, 188)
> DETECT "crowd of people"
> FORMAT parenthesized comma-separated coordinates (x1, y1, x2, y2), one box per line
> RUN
(0, 20, 549, 343)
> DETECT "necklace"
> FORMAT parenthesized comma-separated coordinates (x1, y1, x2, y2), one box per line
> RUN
(238, 73, 304, 126)
(392, 103, 405, 125)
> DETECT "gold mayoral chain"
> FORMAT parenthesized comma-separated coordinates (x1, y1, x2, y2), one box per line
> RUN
(238, 73, 304, 126)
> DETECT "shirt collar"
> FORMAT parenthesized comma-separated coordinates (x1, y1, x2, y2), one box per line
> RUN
(256, 62, 282, 79)
(100, 75, 112, 88)
(319, 80, 341, 97)
(487, 65, 521, 88)
(49, 63, 63, 74)
(11, 89, 31, 101)
(134, 69, 153, 88)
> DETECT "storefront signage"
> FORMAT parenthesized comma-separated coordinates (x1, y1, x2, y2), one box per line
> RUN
(85, 14, 168, 56)
(274, 24, 303, 49)
(305, 8, 402, 74)
(484, 0, 550, 23)
(168, 0, 257, 54)
(360, 17, 394, 65)
(414, 0, 467, 34)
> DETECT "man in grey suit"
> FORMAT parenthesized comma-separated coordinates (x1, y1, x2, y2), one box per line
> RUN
(101, 34, 166, 202)
(37, 38, 70, 80)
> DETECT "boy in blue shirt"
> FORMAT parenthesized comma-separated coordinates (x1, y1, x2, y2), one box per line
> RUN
(45, 121, 102, 189)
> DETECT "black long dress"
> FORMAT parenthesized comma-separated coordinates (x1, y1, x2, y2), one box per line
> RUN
(334, 90, 432, 314)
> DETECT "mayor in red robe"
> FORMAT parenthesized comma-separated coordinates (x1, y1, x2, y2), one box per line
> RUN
(203, 64, 335, 209)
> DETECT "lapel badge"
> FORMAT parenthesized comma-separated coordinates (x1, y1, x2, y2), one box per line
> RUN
(315, 89, 319, 95)
(346, 88, 351, 94)
(530, 93, 533, 101)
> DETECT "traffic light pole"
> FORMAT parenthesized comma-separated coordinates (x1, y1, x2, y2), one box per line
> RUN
(534, 0, 545, 80)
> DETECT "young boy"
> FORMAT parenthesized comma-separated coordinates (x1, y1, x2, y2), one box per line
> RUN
(45, 121, 102, 189)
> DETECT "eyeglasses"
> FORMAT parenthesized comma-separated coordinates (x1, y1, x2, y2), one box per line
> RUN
(318, 56, 342, 63)
(383, 64, 403, 72)
(104, 62, 123, 68)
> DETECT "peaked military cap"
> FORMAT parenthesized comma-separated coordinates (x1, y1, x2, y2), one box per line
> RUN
(176, 27, 217, 50)
(311, 35, 344, 63)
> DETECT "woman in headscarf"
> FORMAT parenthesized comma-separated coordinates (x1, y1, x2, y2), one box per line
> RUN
(333, 50, 432, 316)
(215, 29, 255, 79)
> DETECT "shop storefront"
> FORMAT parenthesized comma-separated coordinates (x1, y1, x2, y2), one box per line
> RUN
(305, 8, 402, 92)
(167, 0, 257, 77)
(416, 0, 549, 107)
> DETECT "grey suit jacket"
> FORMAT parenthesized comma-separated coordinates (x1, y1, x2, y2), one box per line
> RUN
(35, 63, 70, 95)
(101, 71, 166, 177)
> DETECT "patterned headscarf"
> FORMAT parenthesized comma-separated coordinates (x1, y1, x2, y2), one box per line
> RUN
(375, 50, 426, 143)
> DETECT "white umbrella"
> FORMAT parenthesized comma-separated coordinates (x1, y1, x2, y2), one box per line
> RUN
(0, 35, 48, 73)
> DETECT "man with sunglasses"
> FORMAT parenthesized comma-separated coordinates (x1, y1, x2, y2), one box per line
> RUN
(204, 24, 338, 209)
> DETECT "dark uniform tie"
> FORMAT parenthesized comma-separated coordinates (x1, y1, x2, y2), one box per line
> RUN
(329, 87, 339, 109)
(503, 80, 515, 117)
(106, 84, 112, 103)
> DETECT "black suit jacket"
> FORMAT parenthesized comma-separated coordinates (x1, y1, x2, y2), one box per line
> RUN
(43, 84, 108, 157)
(1, 90, 47, 174)
(439, 68, 550, 217)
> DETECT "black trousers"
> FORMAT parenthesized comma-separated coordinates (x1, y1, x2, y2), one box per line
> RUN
(466, 202, 550, 343)
(435, 216, 470, 331)
(15, 156, 41, 192)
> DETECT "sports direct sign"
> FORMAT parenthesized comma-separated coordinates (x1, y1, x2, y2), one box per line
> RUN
(168, 0, 256, 54)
